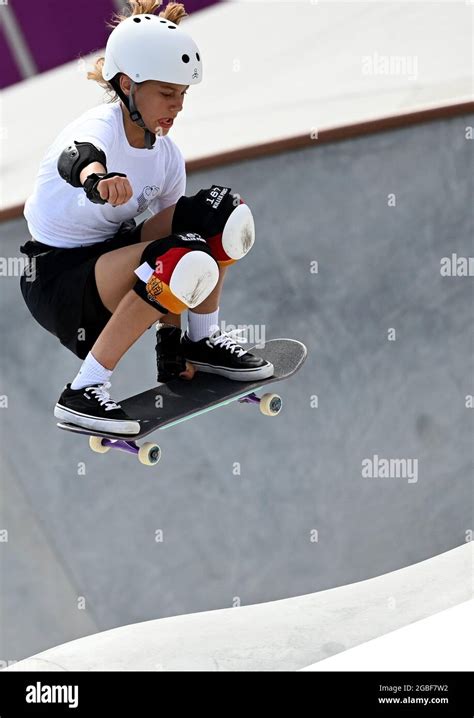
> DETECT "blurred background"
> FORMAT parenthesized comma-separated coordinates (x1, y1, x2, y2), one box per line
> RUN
(0, 0, 218, 89)
(0, 0, 472, 666)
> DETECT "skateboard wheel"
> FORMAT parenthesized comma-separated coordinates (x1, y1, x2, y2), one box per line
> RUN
(138, 442, 161, 466)
(89, 436, 110, 454)
(259, 393, 282, 416)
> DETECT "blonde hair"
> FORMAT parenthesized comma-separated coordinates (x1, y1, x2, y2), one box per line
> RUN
(87, 1, 189, 102)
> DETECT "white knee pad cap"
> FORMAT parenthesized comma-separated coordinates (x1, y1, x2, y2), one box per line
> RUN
(169, 251, 219, 309)
(222, 203, 255, 260)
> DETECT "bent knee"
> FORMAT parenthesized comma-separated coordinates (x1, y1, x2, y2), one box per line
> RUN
(206, 203, 255, 266)
(133, 234, 219, 313)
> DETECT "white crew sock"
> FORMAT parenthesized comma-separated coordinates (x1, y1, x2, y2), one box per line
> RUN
(70, 352, 113, 390)
(187, 308, 220, 342)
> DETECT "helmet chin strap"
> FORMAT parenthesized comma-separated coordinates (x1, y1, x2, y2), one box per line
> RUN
(128, 81, 156, 149)
(111, 76, 156, 149)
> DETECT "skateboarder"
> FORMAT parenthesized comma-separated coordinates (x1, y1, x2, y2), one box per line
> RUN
(19, 1, 273, 437)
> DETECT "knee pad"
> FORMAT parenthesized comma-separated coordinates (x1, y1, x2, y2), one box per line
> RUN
(172, 186, 255, 267)
(133, 233, 219, 313)
(207, 203, 255, 267)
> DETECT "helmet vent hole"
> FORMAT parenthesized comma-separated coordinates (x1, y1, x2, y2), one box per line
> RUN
(168, 26, 176, 29)
(196, 53, 200, 61)
(133, 17, 141, 23)
(145, 15, 151, 19)
(182, 54, 190, 63)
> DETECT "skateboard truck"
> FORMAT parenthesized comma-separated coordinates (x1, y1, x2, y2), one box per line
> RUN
(88, 436, 162, 466)
(238, 391, 283, 416)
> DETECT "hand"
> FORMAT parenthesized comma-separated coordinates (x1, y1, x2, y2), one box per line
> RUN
(97, 175, 133, 206)
(179, 361, 196, 380)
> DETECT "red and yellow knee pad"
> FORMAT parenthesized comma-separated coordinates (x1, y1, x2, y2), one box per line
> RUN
(133, 233, 219, 314)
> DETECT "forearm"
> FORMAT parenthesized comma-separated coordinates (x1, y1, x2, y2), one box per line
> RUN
(140, 204, 176, 243)
(79, 161, 106, 185)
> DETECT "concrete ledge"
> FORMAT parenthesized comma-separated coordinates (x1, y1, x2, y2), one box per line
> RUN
(6, 543, 472, 672)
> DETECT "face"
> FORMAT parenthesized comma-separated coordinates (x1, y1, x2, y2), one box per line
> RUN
(120, 77, 189, 136)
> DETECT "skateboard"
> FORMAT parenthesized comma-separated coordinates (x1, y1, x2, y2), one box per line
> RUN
(57, 338, 307, 467)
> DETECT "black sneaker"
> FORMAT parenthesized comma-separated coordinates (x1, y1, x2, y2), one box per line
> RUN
(181, 328, 274, 381)
(54, 382, 140, 435)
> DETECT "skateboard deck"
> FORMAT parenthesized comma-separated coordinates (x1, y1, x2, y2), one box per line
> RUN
(57, 338, 307, 465)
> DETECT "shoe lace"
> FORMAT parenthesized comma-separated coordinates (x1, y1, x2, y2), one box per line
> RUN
(86, 382, 121, 411)
(209, 328, 248, 357)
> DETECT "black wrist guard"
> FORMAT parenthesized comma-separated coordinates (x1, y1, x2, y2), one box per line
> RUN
(155, 325, 186, 383)
(83, 172, 126, 205)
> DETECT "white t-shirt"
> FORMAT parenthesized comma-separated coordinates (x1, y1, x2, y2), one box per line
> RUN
(24, 102, 186, 248)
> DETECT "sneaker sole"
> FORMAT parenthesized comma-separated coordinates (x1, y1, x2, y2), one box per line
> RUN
(54, 405, 140, 435)
(185, 360, 275, 381)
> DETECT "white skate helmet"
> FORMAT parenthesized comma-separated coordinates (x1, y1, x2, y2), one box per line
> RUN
(103, 13, 202, 86)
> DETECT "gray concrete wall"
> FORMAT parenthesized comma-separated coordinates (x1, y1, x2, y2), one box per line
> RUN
(0, 114, 472, 662)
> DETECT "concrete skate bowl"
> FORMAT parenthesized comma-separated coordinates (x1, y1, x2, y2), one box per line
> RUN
(5, 544, 473, 671)
(0, 109, 472, 662)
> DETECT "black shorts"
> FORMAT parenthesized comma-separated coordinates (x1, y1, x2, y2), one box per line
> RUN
(19, 220, 143, 359)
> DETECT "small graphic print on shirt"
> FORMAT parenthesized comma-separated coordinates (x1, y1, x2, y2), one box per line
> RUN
(137, 185, 160, 214)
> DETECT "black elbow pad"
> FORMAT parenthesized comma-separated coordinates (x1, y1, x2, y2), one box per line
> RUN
(57, 141, 107, 187)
